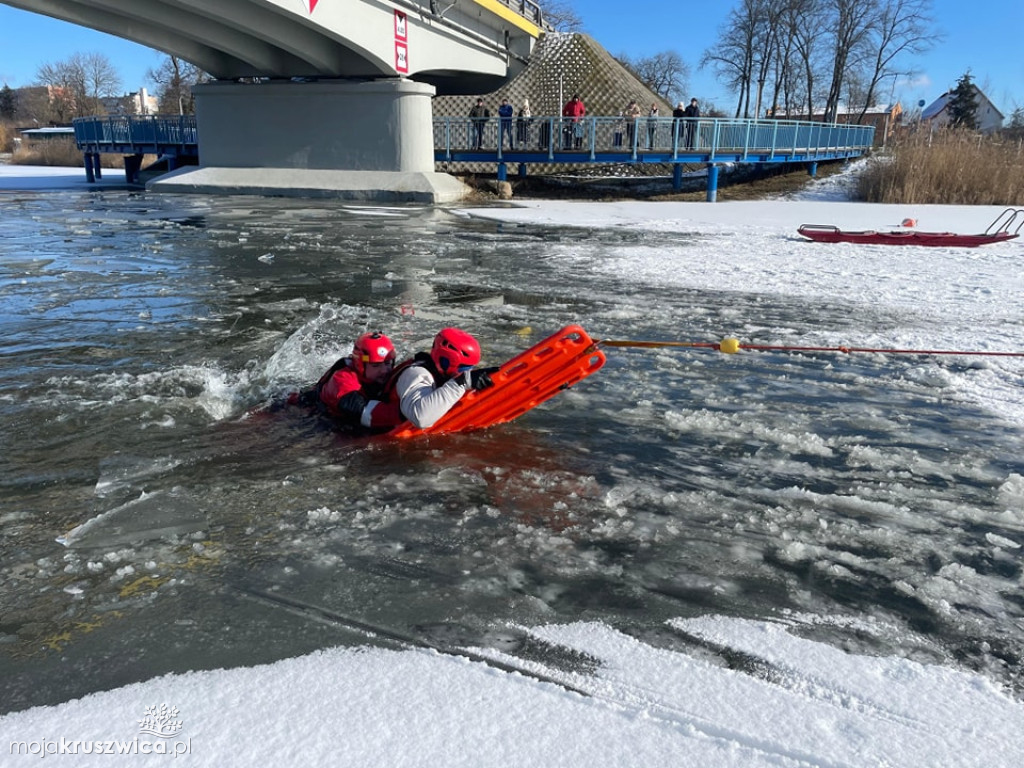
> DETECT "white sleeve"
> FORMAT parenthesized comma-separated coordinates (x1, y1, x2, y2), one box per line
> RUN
(360, 400, 379, 428)
(397, 366, 469, 429)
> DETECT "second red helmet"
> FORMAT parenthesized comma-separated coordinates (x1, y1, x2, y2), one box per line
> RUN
(352, 331, 396, 376)
(430, 327, 481, 377)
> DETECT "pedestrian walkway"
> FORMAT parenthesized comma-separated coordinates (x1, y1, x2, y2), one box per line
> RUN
(435, 114, 874, 199)
(72, 113, 873, 200)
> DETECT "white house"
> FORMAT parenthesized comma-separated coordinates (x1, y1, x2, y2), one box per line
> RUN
(921, 85, 1003, 134)
(100, 88, 160, 116)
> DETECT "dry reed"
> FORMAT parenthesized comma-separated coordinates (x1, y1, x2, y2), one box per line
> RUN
(858, 129, 1024, 205)
(0, 121, 13, 153)
(7, 135, 146, 169)
(11, 137, 87, 167)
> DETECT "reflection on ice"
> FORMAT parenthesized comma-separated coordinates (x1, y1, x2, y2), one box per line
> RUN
(94, 455, 184, 496)
(57, 488, 207, 549)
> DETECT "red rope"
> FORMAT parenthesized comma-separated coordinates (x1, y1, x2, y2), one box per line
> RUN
(736, 344, 1024, 357)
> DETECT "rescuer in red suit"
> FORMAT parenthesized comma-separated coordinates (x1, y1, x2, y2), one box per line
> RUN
(310, 331, 402, 429)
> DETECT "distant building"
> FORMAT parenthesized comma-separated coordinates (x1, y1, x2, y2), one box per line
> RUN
(12, 85, 75, 124)
(19, 126, 75, 139)
(921, 86, 1003, 134)
(101, 88, 160, 116)
(9, 85, 158, 124)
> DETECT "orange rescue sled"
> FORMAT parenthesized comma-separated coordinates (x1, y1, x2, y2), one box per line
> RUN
(389, 325, 605, 438)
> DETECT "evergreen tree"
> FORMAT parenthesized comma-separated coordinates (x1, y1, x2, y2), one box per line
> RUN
(0, 84, 16, 121)
(1004, 106, 1024, 140)
(946, 71, 978, 130)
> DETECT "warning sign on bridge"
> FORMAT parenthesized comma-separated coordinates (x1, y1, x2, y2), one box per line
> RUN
(394, 10, 408, 73)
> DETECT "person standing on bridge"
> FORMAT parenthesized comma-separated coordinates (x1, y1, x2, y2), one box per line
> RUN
(498, 98, 515, 150)
(624, 99, 641, 148)
(673, 101, 686, 147)
(469, 98, 490, 150)
(562, 93, 586, 149)
(613, 111, 625, 148)
(684, 98, 701, 149)
(647, 103, 660, 150)
(516, 98, 532, 148)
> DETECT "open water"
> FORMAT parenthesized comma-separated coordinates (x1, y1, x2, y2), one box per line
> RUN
(2, 186, 1022, 714)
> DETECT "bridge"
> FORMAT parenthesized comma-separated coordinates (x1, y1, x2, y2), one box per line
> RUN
(10, 1, 874, 202)
(73, 113, 874, 201)
(6, 0, 544, 201)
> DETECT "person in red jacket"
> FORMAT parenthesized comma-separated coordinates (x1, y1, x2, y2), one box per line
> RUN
(309, 331, 402, 430)
(561, 93, 586, 149)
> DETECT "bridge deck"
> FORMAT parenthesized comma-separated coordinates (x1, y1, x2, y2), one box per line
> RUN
(435, 115, 874, 164)
(73, 115, 199, 158)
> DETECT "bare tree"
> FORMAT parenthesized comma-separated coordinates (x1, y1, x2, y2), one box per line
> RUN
(704, 0, 939, 124)
(701, 2, 758, 117)
(80, 52, 122, 115)
(542, 0, 583, 32)
(34, 61, 78, 122)
(854, 0, 938, 123)
(768, 0, 822, 117)
(787, 0, 830, 118)
(766, 2, 795, 116)
(821, 0, 876, 122)
(751, 0, 788, 118)
(617, 51, 690, 104)
(148, 55, 209, 114)
(36, 52, 122, 120)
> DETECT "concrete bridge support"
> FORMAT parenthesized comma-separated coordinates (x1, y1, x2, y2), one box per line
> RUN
(150, 79, 469, 203)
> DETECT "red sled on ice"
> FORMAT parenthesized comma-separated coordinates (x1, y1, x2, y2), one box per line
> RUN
(798, 208, 1024, 248)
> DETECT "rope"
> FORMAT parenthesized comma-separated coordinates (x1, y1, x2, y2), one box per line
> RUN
(597, 338, 1024, 358)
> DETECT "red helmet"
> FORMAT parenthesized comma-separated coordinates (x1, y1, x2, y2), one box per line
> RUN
(352, 331, 396, 377)
(430, 327, 481, 377)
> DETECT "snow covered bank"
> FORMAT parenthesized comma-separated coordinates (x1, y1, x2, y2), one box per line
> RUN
(3, 617, 1022, 767)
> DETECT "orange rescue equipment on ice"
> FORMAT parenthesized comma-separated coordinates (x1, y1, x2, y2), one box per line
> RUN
(389, 325, 605, 438)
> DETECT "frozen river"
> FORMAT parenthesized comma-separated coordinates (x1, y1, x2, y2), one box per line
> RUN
(2, 178, 1023, 721)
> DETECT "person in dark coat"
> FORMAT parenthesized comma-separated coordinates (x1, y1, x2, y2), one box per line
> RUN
(673, 102, 686, 146)
(683, 98, 700, 149)
(469, 98, 490, 150)
(497, 98, 515, 150)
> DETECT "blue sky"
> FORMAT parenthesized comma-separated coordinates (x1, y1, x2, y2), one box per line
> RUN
(0, 1, 1020, 117)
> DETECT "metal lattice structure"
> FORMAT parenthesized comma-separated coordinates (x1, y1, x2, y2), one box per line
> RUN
(431, 32, 674, 129)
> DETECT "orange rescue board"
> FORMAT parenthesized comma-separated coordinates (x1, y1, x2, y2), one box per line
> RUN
(389, 325, 605, 438)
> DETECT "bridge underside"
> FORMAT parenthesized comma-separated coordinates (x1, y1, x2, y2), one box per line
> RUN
(3, 0, 538, 94)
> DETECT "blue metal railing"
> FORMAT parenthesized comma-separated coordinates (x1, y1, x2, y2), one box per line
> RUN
(70, 113, 874, 199)
(72, 113, 872, 163)
(433, 115, 875, 163)
(73, 115, 198, 153)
